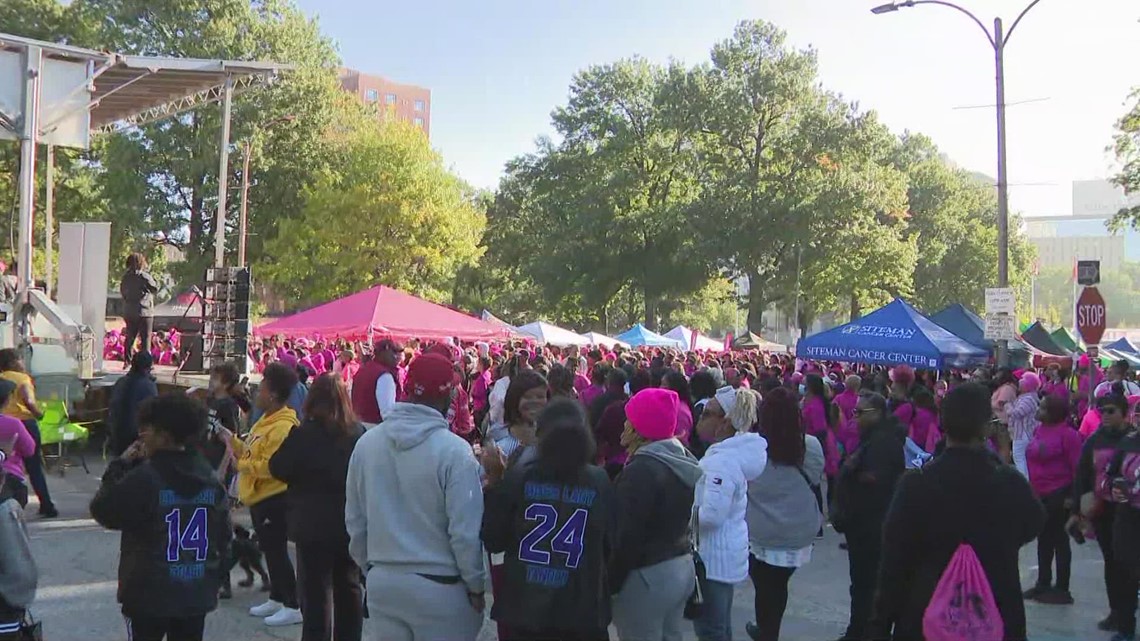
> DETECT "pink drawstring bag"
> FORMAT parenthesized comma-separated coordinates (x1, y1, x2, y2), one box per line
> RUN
(923, 544, 1003, 641)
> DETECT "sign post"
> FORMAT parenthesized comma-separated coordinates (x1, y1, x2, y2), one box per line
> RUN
(1076, 286, 1107, 417)
(985, 287, 1017, 364)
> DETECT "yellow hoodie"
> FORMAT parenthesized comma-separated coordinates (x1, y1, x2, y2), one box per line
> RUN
(233, 406, 299, 506)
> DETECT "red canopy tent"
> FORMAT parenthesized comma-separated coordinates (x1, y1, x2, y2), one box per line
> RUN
(255, 285, 512, 342)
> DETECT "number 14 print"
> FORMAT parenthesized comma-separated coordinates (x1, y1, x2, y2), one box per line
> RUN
(165, 507, 210, 563)
(518, 503, 588, 569)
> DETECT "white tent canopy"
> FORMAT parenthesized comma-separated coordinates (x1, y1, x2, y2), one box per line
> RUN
(516, 321, 590, 347)
(664, 325, 724, 352)
(582, 331, 629, 348)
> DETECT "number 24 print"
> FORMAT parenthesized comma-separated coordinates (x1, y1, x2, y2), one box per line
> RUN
(518, 503, 588, 568)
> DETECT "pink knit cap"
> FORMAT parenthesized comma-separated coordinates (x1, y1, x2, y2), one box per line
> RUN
(1078, 354, 1090, 368)
(1019, 371, 1041, 394)
(625, 388, 679, 441)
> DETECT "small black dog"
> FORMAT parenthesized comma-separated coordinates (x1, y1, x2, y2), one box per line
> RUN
(219, 524, 270, 599)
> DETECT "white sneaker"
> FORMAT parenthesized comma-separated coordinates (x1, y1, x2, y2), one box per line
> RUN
(249, 600, 283, 617)
(264, 607, 303, 627)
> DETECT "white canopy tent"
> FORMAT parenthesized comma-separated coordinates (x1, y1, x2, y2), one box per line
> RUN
(664, 325, 724, 352)
(582, 331, 629, 348)
(516, 321, 590, 347)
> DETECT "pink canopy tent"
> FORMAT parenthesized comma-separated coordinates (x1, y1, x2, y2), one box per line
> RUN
(255, 285, 512, 342)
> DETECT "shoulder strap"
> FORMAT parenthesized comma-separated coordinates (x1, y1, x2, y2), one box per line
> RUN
(794, 463, 816, 489)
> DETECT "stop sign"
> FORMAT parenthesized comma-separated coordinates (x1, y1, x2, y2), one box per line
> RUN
(1076, 286, 1107, 345)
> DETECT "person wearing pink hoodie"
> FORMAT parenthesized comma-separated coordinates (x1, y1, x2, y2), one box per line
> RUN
(0, 380, 36, 506)
(1024, 394, 1082, 605)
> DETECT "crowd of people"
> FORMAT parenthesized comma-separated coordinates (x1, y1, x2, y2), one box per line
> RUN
(2, 331, 1140, 641)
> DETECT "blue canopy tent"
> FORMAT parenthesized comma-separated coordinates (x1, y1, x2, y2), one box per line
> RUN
(929, 303, 1030, 366)
(616, 324, 686, 348)
(796, 298, 989, 369)
(1105, 337, 1140, 355)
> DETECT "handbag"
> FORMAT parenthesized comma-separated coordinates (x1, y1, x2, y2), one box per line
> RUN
(682, 506, 707, 620)
(19, 611, 42, 641)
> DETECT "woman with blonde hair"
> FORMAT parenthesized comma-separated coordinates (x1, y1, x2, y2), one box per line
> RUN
(690, 387, 768, 641)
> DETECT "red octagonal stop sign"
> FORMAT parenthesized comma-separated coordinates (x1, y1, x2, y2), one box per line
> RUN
(1076, 286, 1107, 345)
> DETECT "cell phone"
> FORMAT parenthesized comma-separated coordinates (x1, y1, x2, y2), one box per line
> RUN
(1113, 478, 1131, 500)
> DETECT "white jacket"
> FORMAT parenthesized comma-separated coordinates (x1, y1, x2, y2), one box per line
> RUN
(694, 432, 768, 583)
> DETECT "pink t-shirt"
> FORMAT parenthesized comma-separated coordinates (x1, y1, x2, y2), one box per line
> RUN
(1026, 422, 1082, 496)
(0, 414, 35, 481)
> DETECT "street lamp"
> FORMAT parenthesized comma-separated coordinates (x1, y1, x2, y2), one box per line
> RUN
(237, 114, 295, 266)
(872, 0, 1044, 366)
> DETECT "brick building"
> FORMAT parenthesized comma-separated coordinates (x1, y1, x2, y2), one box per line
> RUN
(339, 68, 431, 137)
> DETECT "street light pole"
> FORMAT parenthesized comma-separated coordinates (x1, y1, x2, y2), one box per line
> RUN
(871, 0, 1044, 367)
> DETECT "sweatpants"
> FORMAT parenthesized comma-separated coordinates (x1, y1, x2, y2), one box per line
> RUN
(296, 541, 363, 641)
(124, 614, 205, 641)
(250, 494, 299, 610)
(364, 566, 481, 641)
(0, 596, 23, 641)
(612, 555, 695, 641)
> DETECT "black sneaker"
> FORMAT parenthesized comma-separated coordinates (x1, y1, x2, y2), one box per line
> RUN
(1036, 588, 1074, 605)
(744, 621, 760, 641)
(38, 506, 59, 519)
(1107, 632, 1135, 641)
(1022, 585, 1048, 600)
(1100, 614, 1120, 632)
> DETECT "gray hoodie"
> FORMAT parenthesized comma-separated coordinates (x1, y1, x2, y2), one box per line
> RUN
(345, 402, 487, 594)
(636, 438, 702, 488)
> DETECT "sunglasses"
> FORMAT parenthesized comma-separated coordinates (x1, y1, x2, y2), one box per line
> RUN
(1101, 406, 1122, 416)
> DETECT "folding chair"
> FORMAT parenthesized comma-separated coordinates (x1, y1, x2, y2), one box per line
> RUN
(39, 399, 93, 476)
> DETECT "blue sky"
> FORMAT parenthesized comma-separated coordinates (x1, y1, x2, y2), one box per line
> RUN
(294, 0, 1139, 218)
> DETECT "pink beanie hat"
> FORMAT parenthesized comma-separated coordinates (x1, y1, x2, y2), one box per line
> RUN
(1019, 372, 1041, 394)
(1078, 354, 1090, 368)
(626, 388, 679, 441)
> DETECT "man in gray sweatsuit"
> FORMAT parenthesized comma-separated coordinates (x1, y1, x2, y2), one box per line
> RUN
(346, 353, 486, 641)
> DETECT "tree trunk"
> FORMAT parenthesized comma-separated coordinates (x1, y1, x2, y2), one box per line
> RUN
(850, 292, 862, 321)
(643, 287, 658, 331)
(746, 272, 765, 335)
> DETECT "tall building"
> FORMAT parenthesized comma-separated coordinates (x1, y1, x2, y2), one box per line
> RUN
(339, 68, 431, 137)
(1022, 179, 1139, 271)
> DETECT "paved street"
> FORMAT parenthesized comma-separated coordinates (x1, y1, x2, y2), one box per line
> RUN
(25, 457, 1120, 641)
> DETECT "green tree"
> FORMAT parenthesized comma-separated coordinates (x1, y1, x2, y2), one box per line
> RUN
(890, 133, 1035, 314)
(259, 117, 485, 306)
(1110, 87, 1140, 229)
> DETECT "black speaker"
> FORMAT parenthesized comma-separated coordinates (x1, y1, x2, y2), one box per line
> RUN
(180, 332, 205, 373)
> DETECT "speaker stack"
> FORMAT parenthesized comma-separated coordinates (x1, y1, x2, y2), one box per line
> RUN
(202, 267, 251, 372)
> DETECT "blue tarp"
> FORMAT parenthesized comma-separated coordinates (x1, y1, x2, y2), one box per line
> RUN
(796, 298, 989, 369)
(929, 304, 1030, 355)
(1105, 337, 1140, 355)
(616, 324, 686, 348)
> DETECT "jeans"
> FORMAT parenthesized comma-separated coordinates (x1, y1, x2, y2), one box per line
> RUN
(749, 557, 797, 641)
(250, 494, 298, 610)
(1012, 437, 1030, 478)
(843, 528, 882, 640)
(1095, 512, 1139, 635)
(1034, 489, 1072, 590)
(124, 614, 205, 641)
(692, 578, 734, 641)
(21, 419, 54, 512)
(296, 541, 363, 641)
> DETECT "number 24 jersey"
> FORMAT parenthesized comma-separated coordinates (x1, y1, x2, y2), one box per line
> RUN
(482, 463, 617, 633)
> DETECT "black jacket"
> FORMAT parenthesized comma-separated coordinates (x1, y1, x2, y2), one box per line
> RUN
(608, 449, 697, 593)
(119, 269, 158, 319)
(1107, 430, 1140, 568)
(89, 450, 232, 618)
(868, 446, 1044, 641)
(482, 462, 616, 633)
(108, 372, 159, 455)
(268, 418, 363, 545)
(832, 417, 906, 536)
